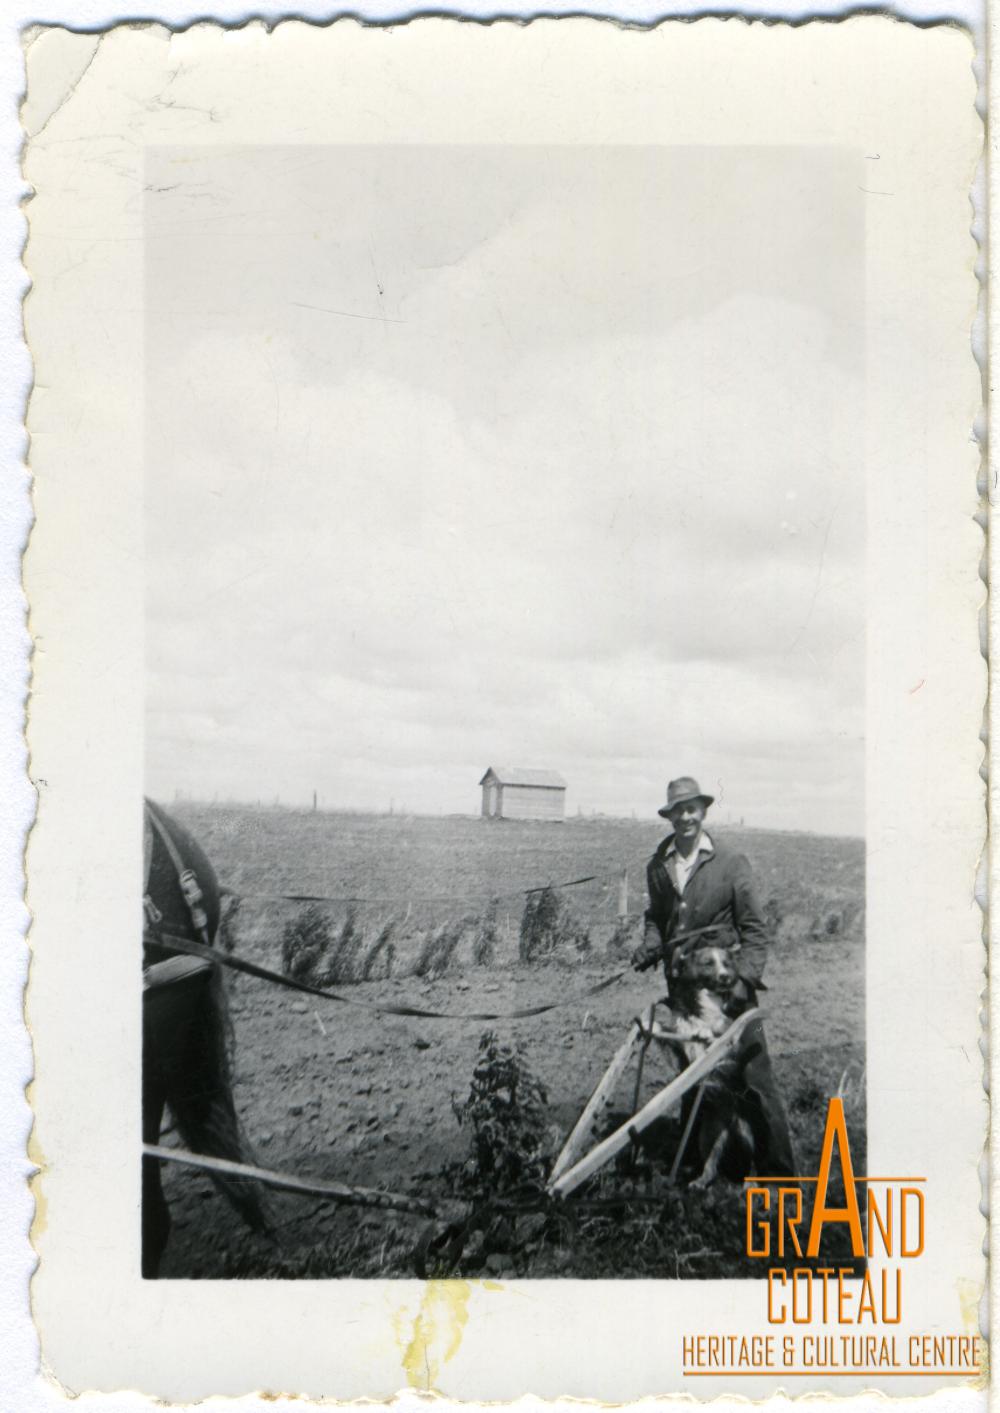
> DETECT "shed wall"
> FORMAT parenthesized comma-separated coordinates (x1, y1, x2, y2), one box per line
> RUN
(499, 784, 565, 821)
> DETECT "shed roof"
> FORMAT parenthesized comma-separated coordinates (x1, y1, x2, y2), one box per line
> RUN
(479, 766, 567, 789)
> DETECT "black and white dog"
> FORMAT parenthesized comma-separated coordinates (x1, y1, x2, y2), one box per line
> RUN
(665, 946, 756, 1189)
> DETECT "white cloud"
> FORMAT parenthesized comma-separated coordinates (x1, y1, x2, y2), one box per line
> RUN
(145, 145, 865, 835)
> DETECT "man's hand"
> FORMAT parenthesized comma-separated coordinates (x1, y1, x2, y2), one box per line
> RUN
(631, 938, 663, 972)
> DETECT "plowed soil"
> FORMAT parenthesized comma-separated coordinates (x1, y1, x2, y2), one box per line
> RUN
(154, 808, 865, 1279)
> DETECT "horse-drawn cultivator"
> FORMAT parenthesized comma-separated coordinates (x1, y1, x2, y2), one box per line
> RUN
(548, 1004, 760, 1196)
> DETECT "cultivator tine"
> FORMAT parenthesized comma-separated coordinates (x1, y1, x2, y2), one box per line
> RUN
(548, 1013, 646, 1184)
(548, 1008, 760, 1199)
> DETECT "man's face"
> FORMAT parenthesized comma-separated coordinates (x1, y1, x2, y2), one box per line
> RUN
(667, 799, 706, 841)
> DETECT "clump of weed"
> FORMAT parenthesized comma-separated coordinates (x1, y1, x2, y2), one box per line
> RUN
(280, 903, 337, 981)
(836, 1062, 866, 1117)
(361, 919, 397, 981)
(763, 892, 784, 934)
(472, 900, 501, 967)
(217, 890, 241, 953)
(280, 905, 371, 984)
(809, 910, 843, 941)
(519, 887, 589, 962)
(416, 1034, 557, 1278)
(414, 917, 471, 978)
(325, 907, 364, 983)
(605, 915, 640, 958)
(789, 1077, 828, 1116)
(451, 1031, 550, 1196)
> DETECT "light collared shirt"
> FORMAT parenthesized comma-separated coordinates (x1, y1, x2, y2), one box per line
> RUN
(665, 829, 714, 896)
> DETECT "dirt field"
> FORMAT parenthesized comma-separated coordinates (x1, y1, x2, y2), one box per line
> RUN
(154, 808, 866, 1279)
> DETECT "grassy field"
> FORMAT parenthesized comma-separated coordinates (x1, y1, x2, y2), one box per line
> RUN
(172, 805, 865, 970)
(155, 805, 866, 1279)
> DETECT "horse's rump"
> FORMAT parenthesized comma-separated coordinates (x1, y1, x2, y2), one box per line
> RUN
(142, 799, 270, 1274)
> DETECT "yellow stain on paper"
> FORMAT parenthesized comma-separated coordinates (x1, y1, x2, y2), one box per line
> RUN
(401, 1280, 472, 1390)
(956, 1275, 983, 1334)
(955, 1277, 988, 1386)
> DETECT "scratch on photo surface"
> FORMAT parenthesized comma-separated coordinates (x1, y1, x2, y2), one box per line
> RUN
(786, 491, 843, 652)
(290, 299, 405, 326)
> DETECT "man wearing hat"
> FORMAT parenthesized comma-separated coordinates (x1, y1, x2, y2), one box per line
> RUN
(632, 776, 795, 1176)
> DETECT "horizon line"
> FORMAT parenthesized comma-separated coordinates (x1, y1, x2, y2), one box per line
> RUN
(150, 796, 867, 842)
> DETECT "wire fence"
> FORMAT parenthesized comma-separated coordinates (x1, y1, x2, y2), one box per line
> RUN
(236, 870, 607, 907)
(230, 865, 640, 918)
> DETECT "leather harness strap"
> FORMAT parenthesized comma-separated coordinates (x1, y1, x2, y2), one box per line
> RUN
(144, 953, 214, 991)
(144, 801, 213, 947)
(143, 808, 153, 894)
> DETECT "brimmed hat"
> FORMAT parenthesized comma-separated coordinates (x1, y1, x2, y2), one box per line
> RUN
(657, 776, 715, 819)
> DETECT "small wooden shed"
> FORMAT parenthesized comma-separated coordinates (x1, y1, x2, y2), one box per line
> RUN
(479, 766, 567, 822)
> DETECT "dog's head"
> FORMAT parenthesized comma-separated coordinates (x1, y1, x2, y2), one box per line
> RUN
(671, 944, 740, 996)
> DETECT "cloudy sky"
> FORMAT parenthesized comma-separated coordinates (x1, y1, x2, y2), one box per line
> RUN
(144, 145, 865, 834)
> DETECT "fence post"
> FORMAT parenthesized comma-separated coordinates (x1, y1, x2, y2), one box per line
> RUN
(618, 867, 629, 918)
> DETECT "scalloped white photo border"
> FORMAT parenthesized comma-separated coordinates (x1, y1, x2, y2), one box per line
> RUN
(2, 6, 991, 1413)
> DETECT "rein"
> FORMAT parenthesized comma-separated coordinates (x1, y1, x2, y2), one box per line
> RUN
(145, 927, 628, 1022)
(143, 1143, 438, 1217)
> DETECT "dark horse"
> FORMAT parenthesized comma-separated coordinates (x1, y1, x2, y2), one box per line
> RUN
(142, 798, 270, 1276)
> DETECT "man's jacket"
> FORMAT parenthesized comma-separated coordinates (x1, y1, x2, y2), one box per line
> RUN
(643, 835, 771, 986)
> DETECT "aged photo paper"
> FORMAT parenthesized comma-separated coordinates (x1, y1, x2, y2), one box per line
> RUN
(22, 16, 984, 1403)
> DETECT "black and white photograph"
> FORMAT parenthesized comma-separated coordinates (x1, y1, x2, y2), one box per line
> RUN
(141, 141, 866, 1280)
